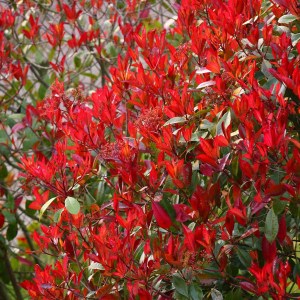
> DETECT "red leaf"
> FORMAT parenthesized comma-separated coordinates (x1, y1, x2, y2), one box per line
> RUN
(182, 225, 195, 252)
(173, 204, 192, 222)
(277, 215, 287, 244)
(225, 212, 234, 235)
(152, 201, 172, 229)
(88, 253, 102, 263)
(240, 281, 256, 294)
(0, 213, 4, 229)
(262, 236, 276, 262)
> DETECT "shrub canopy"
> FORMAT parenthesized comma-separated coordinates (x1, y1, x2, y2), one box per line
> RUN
(0, 0, 299, 299)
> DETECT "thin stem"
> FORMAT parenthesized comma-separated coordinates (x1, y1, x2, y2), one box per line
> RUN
(2, 247, 24, 300)
(16, 213, 43, 267)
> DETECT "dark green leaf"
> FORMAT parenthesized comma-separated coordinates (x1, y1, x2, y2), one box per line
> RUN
(189, 283, 203, 300)
(237, 248, 251, 268)
(159, 198, 176, 221)
(25, 201, 37, 217)
(0, 164, 8, 179)
(172, 274, 189, 297)
(6, 223, 18, 241)
(273, 198, 287, 215)
(224, 289, 243, 300)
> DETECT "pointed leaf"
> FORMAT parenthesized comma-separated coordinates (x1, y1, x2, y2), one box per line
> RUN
(196, 80, 216, 89)
(39, 197, 56, 220)
(53, 208, 64, 223)
(216, 110, 231, 136)
(172, 274, 189, 297)
(6, 223, 18, 241)
(163, 117, 187, 126)
(189, 283, 203, 300)
(278, 14, 298, 24)
(152, 201, 172, 229)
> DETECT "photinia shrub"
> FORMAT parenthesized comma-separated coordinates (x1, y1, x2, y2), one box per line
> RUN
(0, 0, 300, 299)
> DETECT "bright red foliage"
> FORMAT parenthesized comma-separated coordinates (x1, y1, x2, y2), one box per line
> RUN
(0, 0, 299, 299)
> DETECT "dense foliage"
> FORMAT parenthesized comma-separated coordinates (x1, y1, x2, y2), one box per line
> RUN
(0, 0, 300, 299)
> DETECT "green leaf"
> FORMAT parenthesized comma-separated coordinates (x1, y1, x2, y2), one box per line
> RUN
(164, 116, 187, 126)
(293, 263, 300, 281)
(172, 274, 189, 297)
(133, 242, 144, 261)
(231, 156, 240, 179)
(74, 55, 82, 68)
(265, 208, 279, 243)
(261, 59, 272, 79)
(0, 164, 8, 179)
(174, 293, 189, 300)
(8, 113, 25, 122)
(105, 42, 118, 57)
(39, 197, 56, 220)
(200, 119, 214, 130)
(35, 49, 45, 65)
(23, 128, 39, 151)
(278, 14, 298, 24)
(53, 208, 64, 223)
(162, 1, 175, 14)
(189, 283, 203, 300)
(224, 289, 243, 300)
(82, 72, 98, 80)
(159, 198, 176, 221)
(25, 201, 36, 217)
(38, 83, 47, 100)
(0, 130, 8, 143)
(273, 198, 287, 215)
(0, 260, 11, 284)
(216, 110, 231, 136)
(48, 48, 56, 62)
(290, 200, 299, 218)
(237, 248, 251, 268)
(6, 223, 18, 241)
(65, 197, 80, 214)
(4, 193, 15, 210)
(2, 210, 16, 224)
(291, 33, 300, 46)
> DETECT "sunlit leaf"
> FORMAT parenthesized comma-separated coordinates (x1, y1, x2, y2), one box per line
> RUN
(39, 197, 57, 220)
(65, 197, 80, 215)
